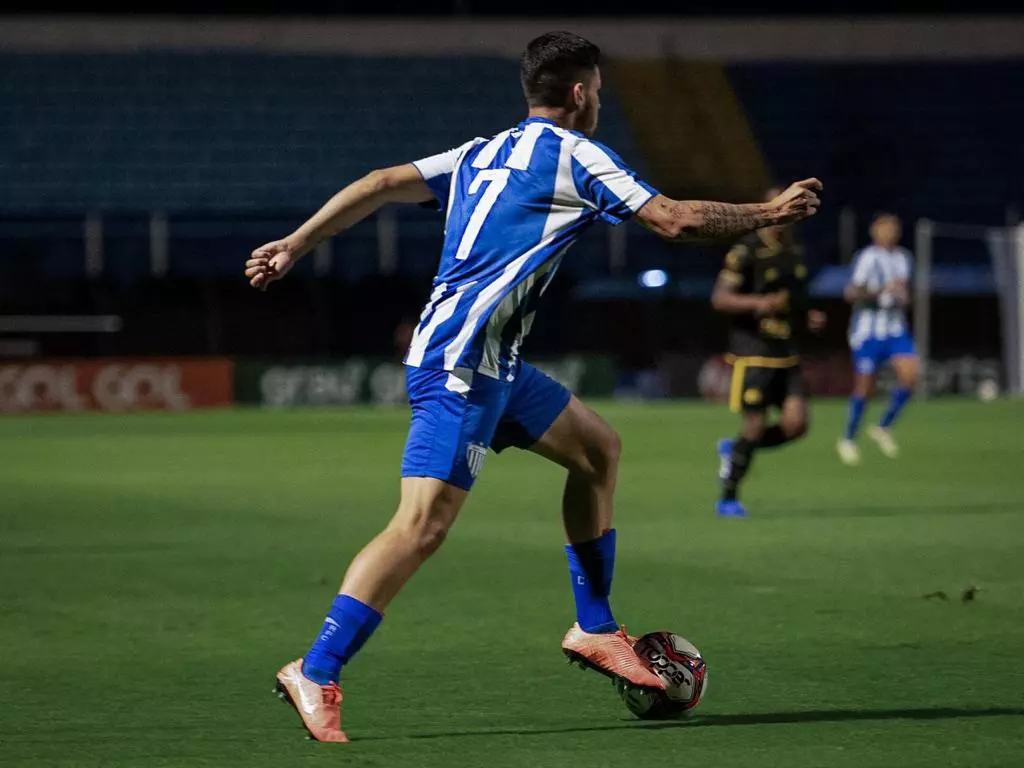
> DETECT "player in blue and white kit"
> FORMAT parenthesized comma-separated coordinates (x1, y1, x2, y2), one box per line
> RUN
(245, 32, 821, 742)
(837, 213, 919, 465)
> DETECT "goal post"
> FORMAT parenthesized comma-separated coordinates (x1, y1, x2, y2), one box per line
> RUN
(913, 218, 1024, 399)
(994, 224, 1024, 396)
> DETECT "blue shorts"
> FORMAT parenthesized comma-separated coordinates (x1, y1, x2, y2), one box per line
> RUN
(401, 362, 572, 491)
(851, 334, 916, 375)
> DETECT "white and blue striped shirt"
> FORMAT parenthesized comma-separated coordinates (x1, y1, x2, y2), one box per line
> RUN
(406, 117, 656, 380)
(848, 244, 913, 347)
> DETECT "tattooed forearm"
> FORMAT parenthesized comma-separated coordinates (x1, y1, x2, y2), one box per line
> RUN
(636, 194, 790, 244)
(678, 201, 777, 242)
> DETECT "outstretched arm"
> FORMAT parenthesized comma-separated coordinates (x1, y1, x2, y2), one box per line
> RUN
(637, 179, 822, 244)
(245, 164, 432, 290)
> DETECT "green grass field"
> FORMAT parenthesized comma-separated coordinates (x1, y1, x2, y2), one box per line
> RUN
(2, 400, 1023, 767)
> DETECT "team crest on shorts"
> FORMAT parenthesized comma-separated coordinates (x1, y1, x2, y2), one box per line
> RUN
(466, 443, 488, 479)
(743, 388, 763, 405)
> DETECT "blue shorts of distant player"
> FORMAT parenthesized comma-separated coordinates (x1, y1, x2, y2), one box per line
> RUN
(401, 361, 572, 490)
(851, 333, 916, 375)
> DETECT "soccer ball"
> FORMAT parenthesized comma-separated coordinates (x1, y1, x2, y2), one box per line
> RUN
(618, 631, 708, 719)
(977, 378, 999, 402)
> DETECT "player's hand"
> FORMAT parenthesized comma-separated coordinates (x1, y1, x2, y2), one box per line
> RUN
(769, 179, 822, 224)
(807, 310, 827, 332)
(245, 240, 297, 291)
(885, 280, 909, 306)
(758, 292, 789, 315)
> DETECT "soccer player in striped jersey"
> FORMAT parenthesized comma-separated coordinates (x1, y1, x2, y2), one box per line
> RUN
(245, 31, 821, 742)
(837, 214, 919, 465)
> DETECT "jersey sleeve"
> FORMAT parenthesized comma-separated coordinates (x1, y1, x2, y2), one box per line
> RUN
(411, 139, 482, 212)
(570, 140, 658, 225)
(719, 244, 751, 290)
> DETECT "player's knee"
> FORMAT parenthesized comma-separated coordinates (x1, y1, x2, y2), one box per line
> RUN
(391, 496, 458, 558)
(413, 517, 449, 557)
(394, 508, 450, 557)
(604, 428, 623, 468)
(783, 415, 809, 440)
(588, 426, 621, 479)
(897, 366, 919, 390)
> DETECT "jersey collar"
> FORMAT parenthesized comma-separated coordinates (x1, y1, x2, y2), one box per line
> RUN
(519, 116, 584, 137)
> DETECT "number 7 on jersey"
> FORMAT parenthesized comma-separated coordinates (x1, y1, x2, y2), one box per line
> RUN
(454, 169, 510, 261)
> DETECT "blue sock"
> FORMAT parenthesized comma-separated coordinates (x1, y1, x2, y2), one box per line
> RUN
(880, 387, 912, 429)
(845, 396, 867, 440)
(302, 594, 382, 685)
(565, 528, 617, 634)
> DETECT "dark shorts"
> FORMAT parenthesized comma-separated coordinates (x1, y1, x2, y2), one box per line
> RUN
(401, 361, 572, 491)
(728, 359, 804, 413)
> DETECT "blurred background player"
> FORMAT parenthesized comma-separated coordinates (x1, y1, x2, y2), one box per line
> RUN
(245, 32, 822, 742)
(837, 213, 918, 465)
(712, 188, 826, 517)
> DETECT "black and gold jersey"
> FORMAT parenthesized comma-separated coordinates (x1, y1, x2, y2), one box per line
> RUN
(717, 230, 809, 364)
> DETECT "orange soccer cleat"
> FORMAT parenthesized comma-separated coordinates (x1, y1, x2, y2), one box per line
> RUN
(274, 658, 349, 743)
(562, 623, 666, 690)
(620, 625, 639, 646)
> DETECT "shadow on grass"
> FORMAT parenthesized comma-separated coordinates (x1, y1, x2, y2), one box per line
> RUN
(362, 706, 1024, 742)
(766, 501, 1020, 519)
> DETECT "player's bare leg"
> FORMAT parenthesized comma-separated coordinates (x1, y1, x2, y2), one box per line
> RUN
(717, 410, 766, 517)
(720, 395, 808, 516)
(892, 354, 919, 392)
(530, 396, 619, 541)
(529, 396, 664, 691)
(340, 477, 467, 609)
(774, 395, 810, 444)
(871, 354, 918, 458)
(276, 477, 468, 742)
(839, 371, 874, 465)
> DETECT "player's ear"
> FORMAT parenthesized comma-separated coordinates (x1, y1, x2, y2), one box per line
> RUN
(570, 81, 585, 111)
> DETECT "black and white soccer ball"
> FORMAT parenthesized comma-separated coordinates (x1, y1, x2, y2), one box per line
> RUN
(618, 631, 708, 719)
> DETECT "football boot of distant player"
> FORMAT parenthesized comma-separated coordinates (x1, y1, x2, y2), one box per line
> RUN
(717, 438, 734, 480)
(868, 426, 899, 458)
(562, 623, 666, 690)
(275, 658, 349, 743)
(836, 438, 861, 466)
(716, 499, 748, 518)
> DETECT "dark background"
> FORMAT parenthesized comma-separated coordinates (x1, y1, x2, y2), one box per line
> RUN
(0, 10, 1017, 393)
(3, 3, 1010, 15)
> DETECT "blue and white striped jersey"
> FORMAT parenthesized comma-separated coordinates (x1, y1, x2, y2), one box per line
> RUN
(848, 244, 913, 346)
(406, 116, 656, 380)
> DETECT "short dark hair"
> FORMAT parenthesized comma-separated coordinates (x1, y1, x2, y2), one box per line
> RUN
(520, 32, 601, 108)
